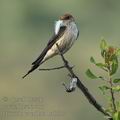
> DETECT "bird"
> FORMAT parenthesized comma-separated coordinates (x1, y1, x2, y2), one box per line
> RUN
(22, 13, 79, 78)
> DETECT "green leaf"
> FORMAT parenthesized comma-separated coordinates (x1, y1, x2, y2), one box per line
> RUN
(100, 39, 108, 58)
(101, 50, 106, 58)
(100, 39, 107, 51)
(96, 63, 106, 67)
(99, 85, 110, 94)
(86, 69, 98, 79)
(90, 57, 96, 64)
(116, 101, 120, 109)
(95, 63, 107, 71)
(90, 57, 107, 71)
(96, 63, 107, 68)
(110, 54, 117, 61)
(112, 86, 120, 92)
(110, 56, 118, 75)
(113, 78, 120, 83)
(98, 76, 105, 80)
(113, 111, 120, 120)
(116, 49, 120, 56)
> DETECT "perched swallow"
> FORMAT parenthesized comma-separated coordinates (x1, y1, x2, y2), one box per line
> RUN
(22, 13, 79, 78)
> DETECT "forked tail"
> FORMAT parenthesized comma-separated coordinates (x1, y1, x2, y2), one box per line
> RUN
(22, 63, 40, 79)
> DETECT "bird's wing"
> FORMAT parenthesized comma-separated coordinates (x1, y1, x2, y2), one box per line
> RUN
(32, 26, 66, 65)
(22, 26, 66, 78)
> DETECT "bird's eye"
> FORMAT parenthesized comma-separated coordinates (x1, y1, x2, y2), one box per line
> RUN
(60, 14, 73, 20)
(65, 16, 70, 20)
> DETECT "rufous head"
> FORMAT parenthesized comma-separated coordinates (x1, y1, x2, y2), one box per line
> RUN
(59, 13, 74, 21)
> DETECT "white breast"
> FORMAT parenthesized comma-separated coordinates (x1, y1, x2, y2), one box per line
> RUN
(54, 21, 79, 53)
(55, 20, 63, 35)
(42, 22, 79, 63)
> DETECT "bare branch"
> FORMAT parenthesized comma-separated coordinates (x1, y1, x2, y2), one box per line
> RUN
(109, 76, 117, 112)
(39, 66, 65, 71)
(107, 63, 117, 113)
(38, 43, 113, 119)
(39, 65, 74, 71)
(55, 43, 112, 120)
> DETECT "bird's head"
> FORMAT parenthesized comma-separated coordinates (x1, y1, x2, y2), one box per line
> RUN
(59, 13, 74, 26)
(60, 14, 74, 22)
(55, 14, 75, 34)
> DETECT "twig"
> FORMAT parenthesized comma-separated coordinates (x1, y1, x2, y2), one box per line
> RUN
(110, 81, 116, 112)
(107, 63, 117, 113)
(39, 65, 74, 71)
(39, 66, 65, 71)
(56, 43, 112, 120)
(109, 74, 117, 112)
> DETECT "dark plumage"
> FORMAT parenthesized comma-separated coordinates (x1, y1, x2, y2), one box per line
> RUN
(60, 13, 73, 20)
(22, 26, 66, 78)
(22, 13, 79, 79)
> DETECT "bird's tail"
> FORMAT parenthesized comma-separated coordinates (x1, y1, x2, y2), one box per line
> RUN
(22, 47, 49, 79)
(22, 63, 40, 79)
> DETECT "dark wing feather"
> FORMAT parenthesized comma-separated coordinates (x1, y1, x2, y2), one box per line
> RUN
(32, 26, 66, 65)
(31, 34, 57, 65)
(76, 29, 79, 40)
(22, 26, 66, 78)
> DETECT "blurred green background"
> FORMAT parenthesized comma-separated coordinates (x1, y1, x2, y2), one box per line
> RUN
(0, 0, 120, 120)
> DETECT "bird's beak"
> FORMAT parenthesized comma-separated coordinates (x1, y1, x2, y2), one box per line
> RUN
(55, 20, 63, 35)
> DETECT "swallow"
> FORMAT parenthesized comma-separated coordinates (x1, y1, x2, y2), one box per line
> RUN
(22, 13, 79, 78)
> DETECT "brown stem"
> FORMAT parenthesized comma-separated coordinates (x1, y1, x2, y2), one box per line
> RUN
(107, 62, 117, 113)
(39, 65, 65, 71)
(109, 74, 117, 113)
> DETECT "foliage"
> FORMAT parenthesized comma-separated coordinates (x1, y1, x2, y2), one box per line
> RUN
(86, 39, 120, 120)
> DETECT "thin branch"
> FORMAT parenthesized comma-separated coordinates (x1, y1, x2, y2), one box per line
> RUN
(39, 65, 74, 71)
(107, 64, 117, 113)
(56, 43, 112, 120)
(109, 75, 117, 112)
(39, 65, 65, 71)
(110, 83, 116, 112)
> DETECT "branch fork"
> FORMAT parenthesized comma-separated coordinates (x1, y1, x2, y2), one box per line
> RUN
(38, 43, 113, 120)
